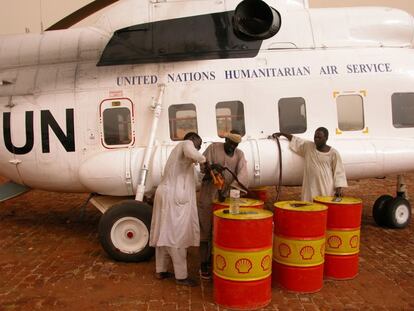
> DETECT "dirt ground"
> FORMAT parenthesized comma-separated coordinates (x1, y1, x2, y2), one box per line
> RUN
(0, 174, 413, 311)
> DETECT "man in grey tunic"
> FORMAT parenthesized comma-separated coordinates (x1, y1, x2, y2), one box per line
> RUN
(273, 127, 347, 202)
(150, 132, 206, 287)
(198, 130, 248, 279)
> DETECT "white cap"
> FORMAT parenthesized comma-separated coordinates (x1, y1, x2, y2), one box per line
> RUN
(230, 189, 240, 199)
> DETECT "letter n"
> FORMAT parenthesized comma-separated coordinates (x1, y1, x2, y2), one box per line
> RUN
(41, 109, 75, 153)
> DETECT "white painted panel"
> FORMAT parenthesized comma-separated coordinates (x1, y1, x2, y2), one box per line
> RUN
(56, 63, 77, 91)
(15, 67, 37, 95)
(78, 28, 109, 61)
(76, 62, 99, 90)
(39, 32, 61, 64)
(75, 91, 100, 147)
(79, 149, 145, 195)
(59, 29, 81, 62)
(0, 36, 21, 68)
(310, 7, 414, 48)
(36, 66, 58, 92)
(152, 0, 224, 21)
(18, 34, 41, 66)
(0, 68, 18, 96)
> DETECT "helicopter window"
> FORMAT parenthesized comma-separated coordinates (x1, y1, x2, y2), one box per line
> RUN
(216, 101, 246, 137)
(336, 95, 365, 131)
(392, 93, 414, 128)
(102, 107, 132, 146)
(278, 97, 307, 134)
(169, 104, 198, 140)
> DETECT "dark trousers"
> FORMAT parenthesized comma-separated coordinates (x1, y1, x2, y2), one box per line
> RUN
(200, 241, 211, 269)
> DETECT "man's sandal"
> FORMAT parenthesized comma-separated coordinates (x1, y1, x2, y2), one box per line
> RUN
(175, 277, 198, 287)
(155, 272, 174, 280)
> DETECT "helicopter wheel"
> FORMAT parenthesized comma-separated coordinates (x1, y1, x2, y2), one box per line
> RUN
(99, 200, 154, 262)
(384, 197, 411, 229)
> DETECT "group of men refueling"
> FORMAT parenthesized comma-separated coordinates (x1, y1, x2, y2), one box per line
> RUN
(149, 128, 348, 286)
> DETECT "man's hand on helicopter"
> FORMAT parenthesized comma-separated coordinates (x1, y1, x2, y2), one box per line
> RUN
(269, 132, 293, 141)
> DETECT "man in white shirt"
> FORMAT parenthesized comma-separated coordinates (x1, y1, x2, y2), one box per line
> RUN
(150, 132, 206, 287)
(273, 127, 347, 202)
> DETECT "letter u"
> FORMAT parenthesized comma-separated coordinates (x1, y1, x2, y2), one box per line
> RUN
(3, 111, 34, 155)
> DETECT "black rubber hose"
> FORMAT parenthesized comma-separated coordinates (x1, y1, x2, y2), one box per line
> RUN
(273, 136, 283, 202)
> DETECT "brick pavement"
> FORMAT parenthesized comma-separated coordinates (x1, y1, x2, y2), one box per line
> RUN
(0, 174, 413, 311)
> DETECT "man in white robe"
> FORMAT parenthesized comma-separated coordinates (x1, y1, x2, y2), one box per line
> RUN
(150, 132, 206, 287)
(273, 127, 347, 202)
(197, 130, 248, 279)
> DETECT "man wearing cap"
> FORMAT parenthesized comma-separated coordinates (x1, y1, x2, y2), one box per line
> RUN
(197, 130, 248, 279)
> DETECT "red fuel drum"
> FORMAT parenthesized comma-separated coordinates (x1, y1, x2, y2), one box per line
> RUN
(273, 201, 328, 293)
(212, 197, 264, 211)
(314, 196, 363, 280)
(213, 208, 273, 310)
(250, 187, 268, 202)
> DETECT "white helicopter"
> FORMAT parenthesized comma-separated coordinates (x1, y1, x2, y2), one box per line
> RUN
(0, 0, 413, 262)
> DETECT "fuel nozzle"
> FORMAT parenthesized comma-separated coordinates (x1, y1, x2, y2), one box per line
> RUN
(209, 162, 225, 190)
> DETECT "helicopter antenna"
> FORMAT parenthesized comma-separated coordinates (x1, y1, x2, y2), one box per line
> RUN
(40, 0, 44, 33)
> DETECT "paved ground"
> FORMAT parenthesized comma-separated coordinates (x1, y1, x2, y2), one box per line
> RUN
(0, 174, 413, 311)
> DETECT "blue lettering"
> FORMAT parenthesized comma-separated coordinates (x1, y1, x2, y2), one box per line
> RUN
(347, 63, 392, 74)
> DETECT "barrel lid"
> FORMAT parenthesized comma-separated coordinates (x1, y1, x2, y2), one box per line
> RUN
(214, 207, 273, 220)
(213, 197, 264, 207)
(313, 196, 362, 204)
(250, 186, 268, 191)
(274, 201, 328, 212)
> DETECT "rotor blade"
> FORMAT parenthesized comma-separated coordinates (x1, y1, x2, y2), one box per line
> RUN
(46, 0, 119, 31)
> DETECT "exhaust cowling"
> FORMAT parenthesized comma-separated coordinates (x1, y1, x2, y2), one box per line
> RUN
(233, 0, 281, 40)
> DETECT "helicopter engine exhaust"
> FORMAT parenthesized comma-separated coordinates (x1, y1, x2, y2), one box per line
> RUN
(233, 0, 282, 40)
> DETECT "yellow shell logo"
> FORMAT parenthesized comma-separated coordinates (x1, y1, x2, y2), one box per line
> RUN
(328, 235, 342, 249)
(320, 242, 325, 257)
(300, 245, 315, 260)
(349, 235, 359, 248)
(215, 254, 226, 271)
(278, 243, 291, 258)
(261, 255, 271, 271)
(235, 258, 253, 274)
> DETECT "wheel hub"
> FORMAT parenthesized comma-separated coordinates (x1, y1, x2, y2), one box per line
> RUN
(126, 231, 134, 239)
(110, 217, 149, 254)
(395, 205, 409, 224)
